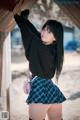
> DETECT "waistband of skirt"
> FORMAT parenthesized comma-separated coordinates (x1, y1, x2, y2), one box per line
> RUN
(31, 74, 52, 82)
(31, 75, 38, 82)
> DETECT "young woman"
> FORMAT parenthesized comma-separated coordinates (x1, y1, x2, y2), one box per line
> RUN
(14, 9, 66, 120)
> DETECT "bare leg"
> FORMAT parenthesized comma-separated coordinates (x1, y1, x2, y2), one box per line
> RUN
(29, 103, 51, 120)
(47, 103, 62, 120)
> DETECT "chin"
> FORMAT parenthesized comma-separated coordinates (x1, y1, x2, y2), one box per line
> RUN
(41, 38, 46, 42)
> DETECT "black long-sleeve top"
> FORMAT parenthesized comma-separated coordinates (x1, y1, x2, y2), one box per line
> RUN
(14, 14, 57, 79)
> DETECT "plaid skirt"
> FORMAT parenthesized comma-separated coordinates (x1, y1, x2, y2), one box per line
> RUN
(26, 76, 66, 104)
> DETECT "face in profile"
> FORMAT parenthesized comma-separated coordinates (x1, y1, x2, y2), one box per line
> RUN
(41, 26, 56, 45)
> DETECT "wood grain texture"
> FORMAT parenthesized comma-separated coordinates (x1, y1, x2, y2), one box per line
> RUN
(0, 0, 20, 11)
(56, 3, 80, 27)
(0, 0, 37, 32)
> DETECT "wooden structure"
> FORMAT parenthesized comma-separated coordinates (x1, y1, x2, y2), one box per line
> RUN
(0, 0, 37, 119)
(0, 0, 80, 119)
(54, 0, 80, 27)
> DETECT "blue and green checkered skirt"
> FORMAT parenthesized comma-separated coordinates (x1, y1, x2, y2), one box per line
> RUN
(26, 76, 66, 104)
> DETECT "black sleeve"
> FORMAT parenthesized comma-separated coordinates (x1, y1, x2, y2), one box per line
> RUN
(14, 14, 40, 54)
(24, 19, 40, 38)
(14, 14, 22, 28)
(14, 14, 40, 37)
(14, 14, 32, 51)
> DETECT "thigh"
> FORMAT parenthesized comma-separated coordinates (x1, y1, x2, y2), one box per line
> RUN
(47, 103, 62, 120)
(29, 103, 51, 120)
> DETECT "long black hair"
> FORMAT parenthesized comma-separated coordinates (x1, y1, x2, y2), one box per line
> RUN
(42, 20, 64, 81)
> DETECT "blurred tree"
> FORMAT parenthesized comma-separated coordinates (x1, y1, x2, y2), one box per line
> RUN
(31, 0, 74, 27)
(35, 0, 54, 18)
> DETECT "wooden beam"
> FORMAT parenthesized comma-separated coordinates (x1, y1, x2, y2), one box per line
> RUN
(56, 3, 80, 27)
(0, 0, 38, 32)
(54, 0, 80, 4)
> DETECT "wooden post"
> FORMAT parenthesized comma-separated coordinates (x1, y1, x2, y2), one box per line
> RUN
(0, 32, 7, 110)
(0, 32, 11, 120)
(0, 36, 3, 96)
(2, 33, 11, 120)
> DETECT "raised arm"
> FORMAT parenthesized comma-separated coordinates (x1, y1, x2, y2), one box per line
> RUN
(14, 14, 40, 59)
(20, 9, 40, 38)
(14, 14, 22, 28)
(23, 19, 40, 38)
(14, 14, 32, 51)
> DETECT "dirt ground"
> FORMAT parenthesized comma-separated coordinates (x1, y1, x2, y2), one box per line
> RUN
(11, 51, 80, 120)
